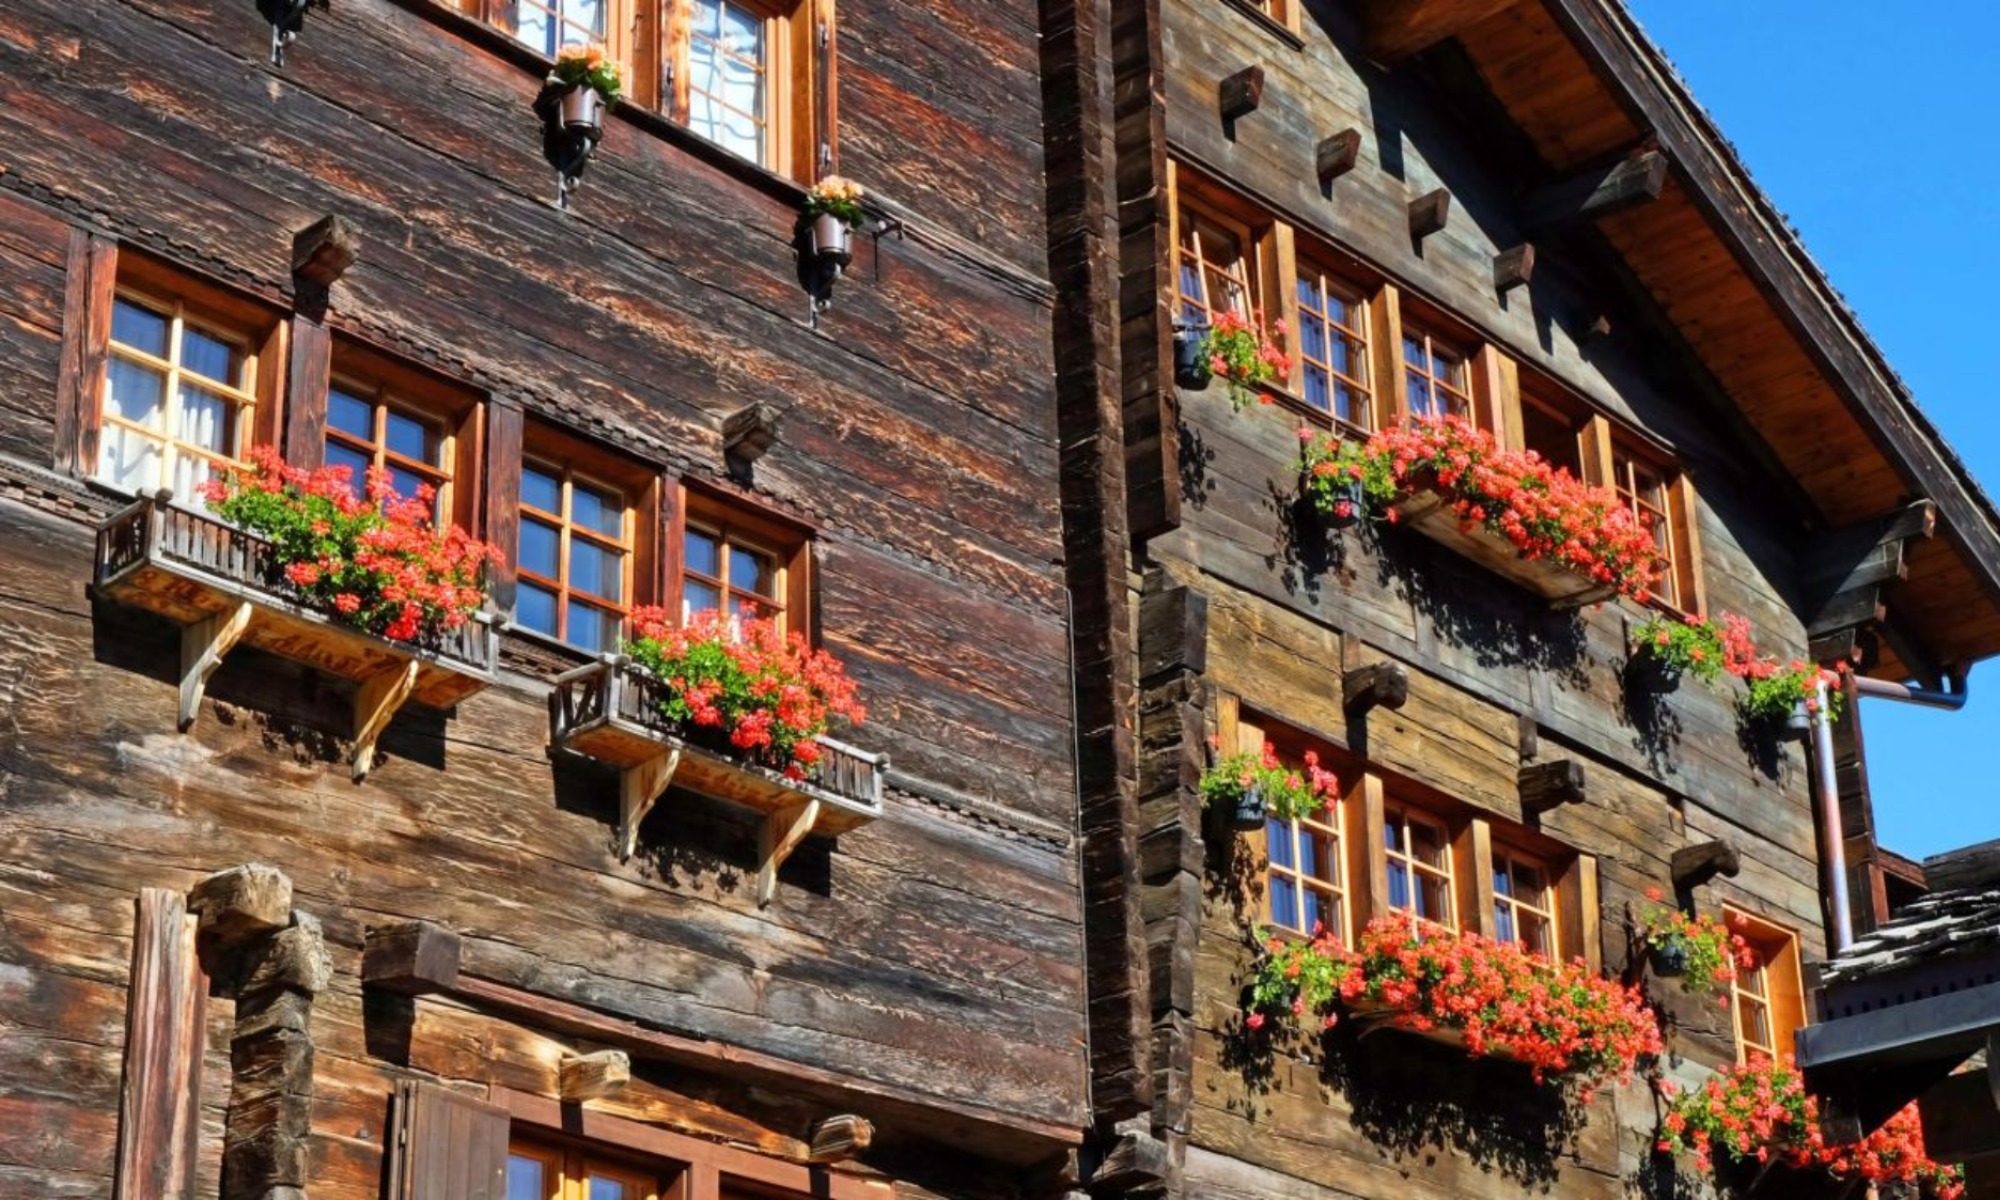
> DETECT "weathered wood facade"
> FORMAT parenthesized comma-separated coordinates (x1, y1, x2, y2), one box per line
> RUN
(1039, 1, 2000, 1198)
(0, 0, 1086, 1196)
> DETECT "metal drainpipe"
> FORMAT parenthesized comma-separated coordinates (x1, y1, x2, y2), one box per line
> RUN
(1809, 667, 1972, 953)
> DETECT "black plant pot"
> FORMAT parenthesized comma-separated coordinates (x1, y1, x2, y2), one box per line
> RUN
(1649, 941, 1690, 978)
(1174, 322, 1212, 390)
(1785, 703, 1813, 736)
(1230, 785, 1266, 832)
(1623, 652, 1682, 695)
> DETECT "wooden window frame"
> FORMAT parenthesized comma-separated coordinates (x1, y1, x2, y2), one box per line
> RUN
(1230, 705, 1352, 944)
(509, 1134, 668, 1200)
(671, 483, 813, 640)
(1726, 907, 1807, 1064)
(86, 253, 285, 499)
(324, 342, 484, 534)
(1490, 845, 1559, 957)
(514, 423, 660, 654)
(1606, 430, 1704, 616)
(1382, 800, 1458, 931)
(1399, 320, 1475, 423)
(469, 0, 633, 63)
(1290, 254, 1375, 434)
(1167, 165, 1282, 336)
(1220, 694, 1599, 967)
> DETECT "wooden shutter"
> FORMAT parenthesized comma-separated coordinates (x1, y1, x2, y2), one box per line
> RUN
(386, 1080, 511, 1200)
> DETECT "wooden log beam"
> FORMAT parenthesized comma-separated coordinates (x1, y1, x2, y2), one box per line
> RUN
(1671, 840, 1741, 891)
(1522, 150, 1668, 231)
(560, 1050, 633, 1101)
(188, 864, 294, 949)
(1362, 0, 1519, 63)
(1493, 243, 1535, 293)
(722, 403, 780, 469)
(116, 888, 209, 1200)
(1408, 188, 1451, 240)
(807, 1114, 875, 1164)
(1924, 841, 2000, 894)
(1343, 661, 1409, 718)
(1519, 759, 1586, 816)
(1218, 66, 1265, 122)
(360, 921, 464, 996)
(1089, 1126, 1171, 1191)
(291, 214, 358, 289)
(1806, 587, 1888, 639)
(1316, 129, 1362, 185)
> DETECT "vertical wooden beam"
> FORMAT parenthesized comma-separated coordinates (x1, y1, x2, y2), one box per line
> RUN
(1270, 222, 1302, 391)
(1560, 854, 1601, 972)
(53, 230, 117, 479)
(116, 888, 208, 1200)
(1470, 345, 1515, 446)
(482, 397, 525, 617)
(1351, 774, 1388, 926)
(1369, 283, 1407, 429)
(1458, 817, 1496, 939)
(283, 304, 331, 470)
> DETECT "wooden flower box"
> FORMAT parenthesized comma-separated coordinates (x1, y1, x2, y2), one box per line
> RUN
(92, 493, 497, 780)
(1388, 489, 1616, 608)
(549, 655, 885, 906)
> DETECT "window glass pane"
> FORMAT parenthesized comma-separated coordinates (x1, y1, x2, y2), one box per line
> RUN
(569, 602, 621, 653)
(506, 1155, 546, 1200)
(567, 0, 606, 40)
(1296, 828, 1318, 877)
(588, 1179, 626, 1200)
(1307, 830, 1337, 885)
(1520, 910, 1552, 955)
(570, 481, 623, 539)
(1417, 873, 1451, 925)
(1266, 818, 1293, 869)
(1409, 820, 1448, 869)
(520, 517, 561, 578)
(1493, 901, 1516, 945)
(98, 425, 162, 491)
(1514, 861, 1547, 897)
(693, 0, 721, 35)
(106, 358, 167, 428)
(1387, 860, 1410, 911)
(112, 299, 171, 358)
(681, 579, 722, 622)
(1269, 876, 1298, 931)
(517, 582, 558, 637)
(172, 452, 221, 503)
(1304, 364, 1331, 412)
(328, 388, 373, 439)
(180, 326, 240, 387)
(387, 465, 432, 507)
(1739, 996, 1770, 1050)
(384, 407, 441, 465)
(324, 443, 371, 495)
(1299, 888, 1323, 934)
(730, 545, 776, 597)
(521, 465, 562, 514)
(1492, 864, 1513, 898)
(569, 538, 624, 603)
(175, 384, 235, 456)
(685, 528, 721, 578)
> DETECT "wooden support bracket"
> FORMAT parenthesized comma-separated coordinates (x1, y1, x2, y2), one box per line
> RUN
(1219, 66, 1266, 122)
(351, 659, 420, 782)
(1343, 661, 1410, 718)
(179, 601, 254, 732)
(1493, 243, 1535, 293)
(1671, 840, 1741, 891)
(807, 1113, 875, 1163)
(361, 921, 463, 996)
(722, 403, 780, 470)
(618, 747, 683, 861)
(1520, 759, 1587, 816)
(1522, 149, 1669, 231)
(758, 797, 821, 908)
(1409, 188, 1451, 240)
(291, 214, 358, 289)
(560, 1050, 632, 1101)
(1316, 129, 1363, 185)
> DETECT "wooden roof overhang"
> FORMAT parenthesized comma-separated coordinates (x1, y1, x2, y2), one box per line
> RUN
(1362, 0, 2000, 682)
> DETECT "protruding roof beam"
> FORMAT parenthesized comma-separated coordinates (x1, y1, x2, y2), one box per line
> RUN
(1363, 0, 1520, 64)
(1522, 149, 1668, 231)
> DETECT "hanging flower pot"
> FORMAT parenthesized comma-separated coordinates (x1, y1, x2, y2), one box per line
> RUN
(1785, 702, 1813, 735)
(803, 176, 865, 269)
(810, 211, 854, 266)
(1647, 941, 1690, 978)
(1173, 320, 1212, 389)
(1623, 652, 1682, 696)
(1320, 475, 1365, 530)
(559, 85, 604, 133)
(1230, 784, 1266, 831)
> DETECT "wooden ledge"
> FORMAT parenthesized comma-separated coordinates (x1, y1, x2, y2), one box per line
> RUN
(1387, 490, 1615, 608)
(360, 923, 1083, 1166)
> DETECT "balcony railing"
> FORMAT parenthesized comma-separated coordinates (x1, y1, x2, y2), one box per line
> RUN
(550, 655, 885, 905)
(93, 492, 498, 779)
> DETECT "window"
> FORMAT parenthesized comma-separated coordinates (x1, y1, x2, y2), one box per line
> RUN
(1295, 261, 1371, 428)
(1265, 804, 1346, 939)
(1518, 391, 1587, 479)
(674, 489, 811, 637)
(1728, 909, 1806, 1063)
(478, 0, 615, 57)
(507, 1140, 664, 1200)
(1175, 201, 1258, 329)
(98, 291, 263, 498)
(516, 429, 645, 654)
(1383, 803, 1455, 928)
(1402, 324, 1470, 421)
(1609, 434, 1699, 612)
(1491, 850, 1556, 955)
(323, 376, 468, 524)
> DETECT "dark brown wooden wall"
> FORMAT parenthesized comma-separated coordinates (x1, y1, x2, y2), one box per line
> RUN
(0, 0, 1084, 1195)
(1144, 3, 1834, 1197)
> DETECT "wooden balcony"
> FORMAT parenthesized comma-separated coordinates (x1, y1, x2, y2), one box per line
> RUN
(92, 493, 497, 780)
(549, 656, 886, 905)
(1388, 489, 1616, 608)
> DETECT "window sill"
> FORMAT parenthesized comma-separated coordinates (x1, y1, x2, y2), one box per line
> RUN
(1217, 0, 1307, 50)
(1388, 489, 1617, 609)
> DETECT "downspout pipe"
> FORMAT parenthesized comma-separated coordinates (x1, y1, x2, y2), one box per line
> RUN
(1809, 666, 1972, 953)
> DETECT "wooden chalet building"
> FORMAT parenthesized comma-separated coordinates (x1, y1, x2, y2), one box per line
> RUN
(0, 0, 1086, 1197)
(1041, 0, 2000, 1198)
(3, 0, 1999, 1199)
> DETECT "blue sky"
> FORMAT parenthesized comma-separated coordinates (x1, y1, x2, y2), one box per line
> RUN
(1622, 1, 2000, 860)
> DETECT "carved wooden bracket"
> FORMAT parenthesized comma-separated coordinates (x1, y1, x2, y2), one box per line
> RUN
(1317, 129, 1363, 185)
(1493, 243, 1535, 293)
(291, 214, 358, 290)
(618, 747, 682, 862)
(808, 1114, 875, 1163)
(1343, 661, 1409, 718)
(1219, 66, 1266, 121)
(1520, 759, 1586, 816)
(560, 1051, 632, 1101)
(1409, 188, 1451, 240)
(179, 601, 253, 732)
(1803, 502, 1939, 679)
(1671, 840, 1742, 891)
